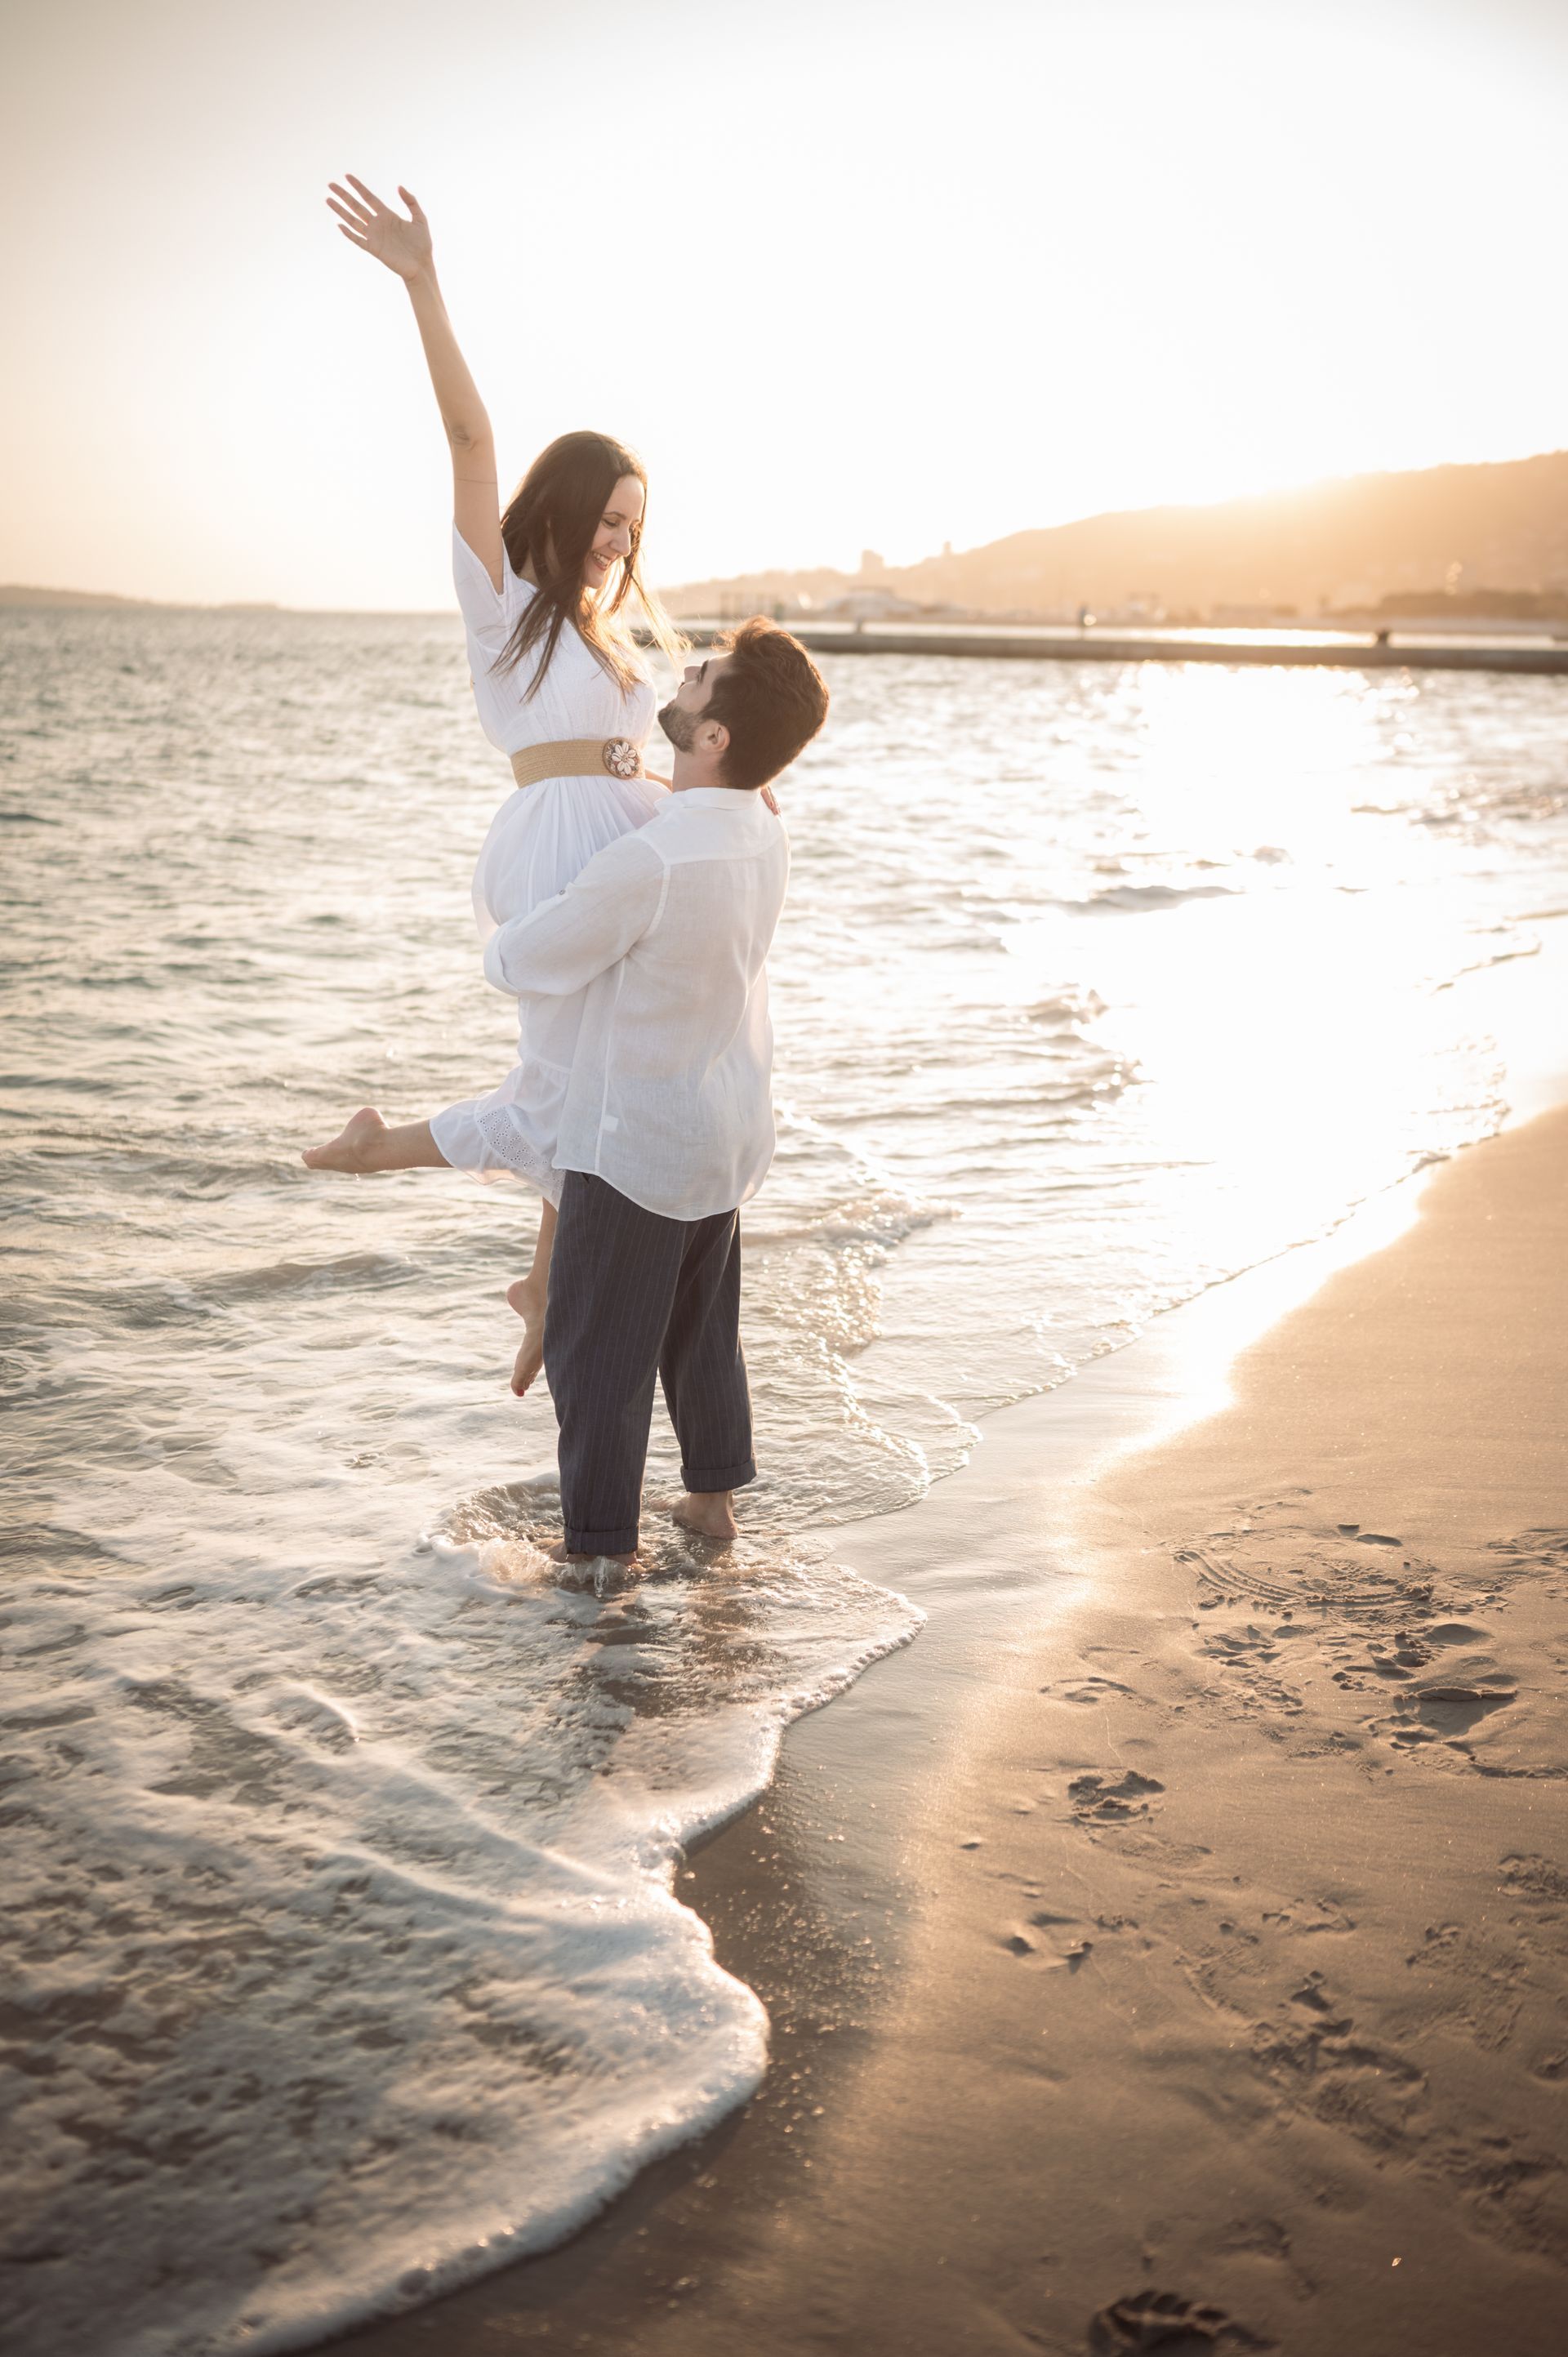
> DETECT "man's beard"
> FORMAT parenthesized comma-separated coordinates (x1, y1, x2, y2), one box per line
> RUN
(657, 697, 701, 751)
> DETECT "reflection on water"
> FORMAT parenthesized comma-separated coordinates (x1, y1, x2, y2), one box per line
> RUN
(2, 608, 1565, 2352)
(777, 653, 1557, 1455)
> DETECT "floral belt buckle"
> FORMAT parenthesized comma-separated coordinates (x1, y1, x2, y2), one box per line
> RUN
(601, 737, 641, 780)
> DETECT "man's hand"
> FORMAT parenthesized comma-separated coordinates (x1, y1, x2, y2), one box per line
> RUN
(327, 176, 434, 281)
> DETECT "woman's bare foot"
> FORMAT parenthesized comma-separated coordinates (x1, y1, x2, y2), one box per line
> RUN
(669, 1490, 738, 1543)
(506, 1276, 546, 1397)
(506, 1200, 556, 1400)
(510, 1325, 546, 1398)
(301, 1107, 389, 1173)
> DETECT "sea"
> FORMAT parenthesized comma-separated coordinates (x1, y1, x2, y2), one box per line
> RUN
(3, 604, 1566, 2355)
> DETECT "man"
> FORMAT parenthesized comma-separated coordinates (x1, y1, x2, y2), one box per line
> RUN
(481, 618, 830, 1562)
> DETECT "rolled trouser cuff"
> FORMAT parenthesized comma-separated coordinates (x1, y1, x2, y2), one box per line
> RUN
(679, 1458, 756, 1494)
(563, 1524, 640, 1557)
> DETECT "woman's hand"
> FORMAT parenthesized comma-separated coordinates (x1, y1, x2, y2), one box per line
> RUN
(327, 174, 501, 588)
(327, 176, 433, 281)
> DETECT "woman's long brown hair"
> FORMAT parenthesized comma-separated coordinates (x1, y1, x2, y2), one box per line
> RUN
(495, 430, 684, 698)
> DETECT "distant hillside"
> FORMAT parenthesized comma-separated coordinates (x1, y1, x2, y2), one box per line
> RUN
(0, 584, 156, 608)
(1, 586, 287, 613)
(662, 451, 1568, 623)
(16, 449, 1568, 625)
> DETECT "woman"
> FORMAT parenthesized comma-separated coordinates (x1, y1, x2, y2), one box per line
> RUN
(301, 175, 684, 1398)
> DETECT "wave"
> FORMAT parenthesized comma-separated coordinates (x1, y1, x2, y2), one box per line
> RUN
(745, 1183, 956, 1251)
(196, 1250, 418, 1305)
(862, 1067, 1136, 1122)
(1028, 988, 1107, 1027)
(1430, 929, 1540, 992)
(0, 1507, 921, 2357)
(1050, 880, 1241, 914)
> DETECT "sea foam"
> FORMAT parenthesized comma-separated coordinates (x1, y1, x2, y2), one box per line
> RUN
(2, 1486, 920, 2357)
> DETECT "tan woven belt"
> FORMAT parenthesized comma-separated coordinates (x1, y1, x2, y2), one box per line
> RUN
(510, 736, 644, 790)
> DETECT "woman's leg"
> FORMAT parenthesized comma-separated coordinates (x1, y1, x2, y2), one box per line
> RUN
(506, 1197, 557, 1398)
(301, 1109, 449, 1174)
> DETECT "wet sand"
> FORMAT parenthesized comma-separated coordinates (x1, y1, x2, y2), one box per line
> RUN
(338, 1102, 1568, 2355)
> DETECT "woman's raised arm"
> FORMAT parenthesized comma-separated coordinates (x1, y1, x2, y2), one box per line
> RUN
(327, 176, 505, 591)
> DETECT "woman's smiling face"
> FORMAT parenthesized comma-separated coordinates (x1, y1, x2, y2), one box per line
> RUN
(584, 474, 645, 593)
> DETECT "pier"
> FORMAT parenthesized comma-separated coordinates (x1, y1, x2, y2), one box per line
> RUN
(675, 619, 1568, 678)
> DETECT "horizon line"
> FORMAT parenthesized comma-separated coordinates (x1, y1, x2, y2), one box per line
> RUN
(7, 441, 1566, 617)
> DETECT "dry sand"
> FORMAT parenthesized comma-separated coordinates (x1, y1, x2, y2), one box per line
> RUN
(339, 1104, 1568, 2356)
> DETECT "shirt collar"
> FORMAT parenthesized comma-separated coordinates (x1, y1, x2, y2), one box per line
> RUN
(674, 786, 766, 810)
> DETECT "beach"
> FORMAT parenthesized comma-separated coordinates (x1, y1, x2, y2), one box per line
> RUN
(7, 0, 1568, 2343)
(333, 1094, 1568, 2357)
(4, 608, 1567, 2355)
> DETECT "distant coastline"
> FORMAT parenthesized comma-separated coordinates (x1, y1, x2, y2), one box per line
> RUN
(10, 443, 1568, 633)
(0, 586, 453, 617)
(0, 585, 286, 613)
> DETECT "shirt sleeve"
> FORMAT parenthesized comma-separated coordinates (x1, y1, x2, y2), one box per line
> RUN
(483, 833, 667, 999)
(452, 524, 527, 653)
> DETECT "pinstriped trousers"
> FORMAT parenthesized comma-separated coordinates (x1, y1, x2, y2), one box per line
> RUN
(544, 1170, 757, 1555)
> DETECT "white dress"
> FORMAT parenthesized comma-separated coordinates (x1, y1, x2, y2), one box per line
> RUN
(430, 526, 664, 1196)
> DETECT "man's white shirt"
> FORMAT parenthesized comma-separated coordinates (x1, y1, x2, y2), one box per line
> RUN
(482, 786, 790, 1221)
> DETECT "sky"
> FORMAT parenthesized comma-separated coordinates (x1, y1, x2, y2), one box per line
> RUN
(2, 0, 1565, 608)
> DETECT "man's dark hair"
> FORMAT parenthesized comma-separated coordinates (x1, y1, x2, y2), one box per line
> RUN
(705, 617, 829, 791)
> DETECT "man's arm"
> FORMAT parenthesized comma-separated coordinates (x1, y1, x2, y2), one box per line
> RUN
(483, 834, 666, 999)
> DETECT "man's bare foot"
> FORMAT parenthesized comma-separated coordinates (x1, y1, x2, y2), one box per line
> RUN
(548, 1541, 636, 1567)
(669, 1490, 738, 1543)
(301, 1107, 388, 1173)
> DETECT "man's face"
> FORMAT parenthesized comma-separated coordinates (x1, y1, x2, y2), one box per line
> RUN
(658, 651, 731, 750)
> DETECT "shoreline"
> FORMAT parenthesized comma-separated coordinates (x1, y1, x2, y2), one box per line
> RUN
(330, 940, 1568, 2350)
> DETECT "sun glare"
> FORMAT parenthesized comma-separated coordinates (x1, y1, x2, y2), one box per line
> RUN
(1, 1, 1565, 604)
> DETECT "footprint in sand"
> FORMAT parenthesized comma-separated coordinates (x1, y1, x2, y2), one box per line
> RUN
(1200, 1624, 1281, 1663)
(1042, 1673, 1143, 1707)
(1089, 2287, 1272, 2351)
(1068, 1769, 1165, 1823)
(1251, 1978, 1427, 2150)
(1417, 1682, 1518, 1724)
(1374, 1678, 1520, 1747)
(1000, 1911, 1096, 1970)
(1488, 1528, 1568, 1589)
(1502, 1853, 1568, 1904)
